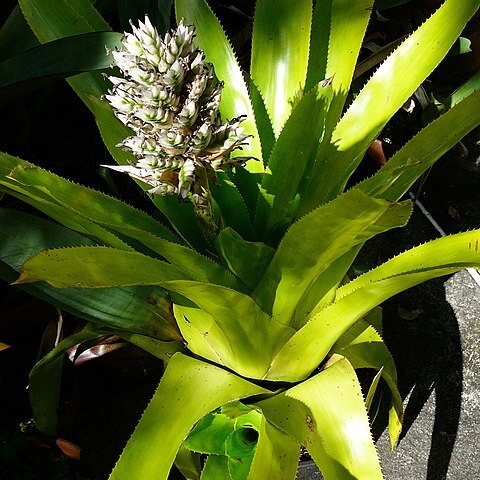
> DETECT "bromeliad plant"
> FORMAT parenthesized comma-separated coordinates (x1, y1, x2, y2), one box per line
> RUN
(1, 0, 480, 478)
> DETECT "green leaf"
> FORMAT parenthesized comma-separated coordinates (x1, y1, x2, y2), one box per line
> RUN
(0, 155, 178, 243)
(254, 189, 412, 328)
(365, 367, 384, 413)
(117, 0, 173, 35)
(0, 32, 122, 98)
(254, 81, 334, 241)
(441, 69, 480, 111)
(216, 228, 275, 291)
(1, 165, 215, 290)
(305, 0, 373, 124)
(184, 404, 262, 479)
(108, 353, 269, 480)
(15, 246, 193, 287)
(358, 88, 480, 201)
(107, 225, 242, 290)
(251, 0, 312, 136)
(266, 229, 480, 381)
(0, 5, 38, 62)
(19, 0, 110, 41)
(299, 0, 480, 213)
(14, 238, 241, 294)
(174, 445, 202, 480)
(211, 173, 256, 241)
(292, 246, 361, 328)
(201, 456, 229, 479)
(331, 319, 403, 448)
(447, 36, 472, 56)
(166, 283, 295, 379)
(2, 159, 225, 289)
(249, 80, 275, 164)
(185, 412, 237, 455)
(174, 0, 262, 171)
(0, 208, 181, 339)
(29, 324, 103, 435)
(247, 416, 300, 480)
(257, 356, 383, 480)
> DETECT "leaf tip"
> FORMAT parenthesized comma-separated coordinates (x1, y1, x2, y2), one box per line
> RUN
(11, 270, 36, 285)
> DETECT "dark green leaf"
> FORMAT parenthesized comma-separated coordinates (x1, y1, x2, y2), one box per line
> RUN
(29, 324, 103, 434)
(0, 32, 122, 98)
(0, 5, 38, 62)
(118, 0, 173, 35)
(0, 208, 181, 340)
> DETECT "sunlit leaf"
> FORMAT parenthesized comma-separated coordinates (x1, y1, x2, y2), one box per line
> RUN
(254, 189, 412, 328)
(257, 356, 383, 480)
(251, 0, 312, 136)
(109, 353, 269, 479)
(299, 0, 480, 213)
(267, 229, 480, 381)
(358, 88, 480, 201)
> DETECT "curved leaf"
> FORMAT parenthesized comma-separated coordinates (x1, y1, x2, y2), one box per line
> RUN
(266, 229, 480, 381)
(0, 209, 181, 339)
(257, 356, 383, 480)
(254, 81, 334, 241)
(254, 189, 412, 328)
(109, 353, 270, 480)
(300, 0, 480, 213)
(29, 324, 103, 435)
(0, 32, 122, 97)
(331, 319, 403, 448)
(358, 88, 480, 201)
(184, 404, 262, 479)
(251, 0, 312, 136)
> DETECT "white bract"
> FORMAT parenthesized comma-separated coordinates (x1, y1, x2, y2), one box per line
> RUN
(105, 17, 252, 236)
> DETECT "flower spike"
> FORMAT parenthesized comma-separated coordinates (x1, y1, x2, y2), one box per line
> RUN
(104, 17, 253, 240)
